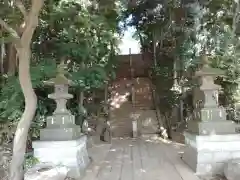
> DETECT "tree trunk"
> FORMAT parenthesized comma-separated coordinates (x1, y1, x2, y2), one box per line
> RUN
(0, 32, 4, 75)
(78, 61, 85, 111)
(152, 32, 157, 67)
(6, 43, 17, 75)
(9, 47, 37, 180)
(0, 36, 4, 86)
(7, 1, 45, 180)
(79, 91, 84, 107)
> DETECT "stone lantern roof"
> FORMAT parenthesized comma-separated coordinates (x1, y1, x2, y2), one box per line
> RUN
(44, 63, 73, 86)
(49, 74, 71, 85)
(195, 55, 225, 77)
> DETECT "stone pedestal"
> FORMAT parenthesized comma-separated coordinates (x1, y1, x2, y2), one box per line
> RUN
(183, 132, 240, 175)
(33, 64, 90, 179)
(183, 55, 238, 175)
(33, 136, 90, 178)
(187, 120, 236, 135)
(40, 114, 81, 141)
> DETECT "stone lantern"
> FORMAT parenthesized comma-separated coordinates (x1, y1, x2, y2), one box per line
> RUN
(39, 63, 80, 141)
(188, 55, 235, 135)
(182, 55, 240, 176)
(32, 63, 90, 178)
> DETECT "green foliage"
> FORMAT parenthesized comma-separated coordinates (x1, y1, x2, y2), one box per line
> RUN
(0, 0, 122, 141)
(34, 0, 119, 89)
(0, 75, 22, 121)
(152, 64, 181, 116)
(185, 0, 240, 108)
(71, 66, 108, 90)
(24, 156, 40, 170)
(127, 0, 240, 117)
(0, 60, 57, 138)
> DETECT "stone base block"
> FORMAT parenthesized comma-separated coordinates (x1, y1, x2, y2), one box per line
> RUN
(32, 135, 90, 179)
(182, 132, 240, 175)
(194, 107, 226, 122)
(182, 146, 227, 175)
(187, 120, 236, 135)
(40, 126, 81, 141)
(46, 114, 75, 128)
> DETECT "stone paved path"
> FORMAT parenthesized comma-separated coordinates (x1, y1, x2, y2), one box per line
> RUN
(83, 137, 201, 180)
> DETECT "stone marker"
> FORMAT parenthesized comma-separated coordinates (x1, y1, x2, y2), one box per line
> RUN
(132, 120, 138, 138)
(32, 63, 90, 179)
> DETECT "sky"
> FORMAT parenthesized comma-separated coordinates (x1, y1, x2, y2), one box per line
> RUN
(118, 26, 141, 55)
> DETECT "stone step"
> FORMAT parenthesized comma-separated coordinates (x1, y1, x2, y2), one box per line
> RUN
(134, 102, 153, 105)
(134, 100, 153, 103)
(111, 124, 132, 128)
(135, 99, 153, 102)
(134, 100, 153, 104)
(135, 93, 152, 96)
(134, 104, 154, 107)
(135, 92, 152, 94)
(134, 103, 153, 106)
(135, 97, 152, 100)
(134, 101, 152, 104)
(109, 77, 157, 137)
(134, 97, 153, 100)
(110, 109, 159, 137)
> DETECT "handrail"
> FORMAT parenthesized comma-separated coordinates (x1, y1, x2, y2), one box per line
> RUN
(150, 83, 164, 134)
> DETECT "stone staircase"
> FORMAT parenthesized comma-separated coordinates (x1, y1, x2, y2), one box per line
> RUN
(109, 77, 160, 137)
(134, 77, 154, 109)
(110, 102, 135, 137)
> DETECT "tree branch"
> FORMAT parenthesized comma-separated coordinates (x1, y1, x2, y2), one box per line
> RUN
(20, 0, 45, 45)
(15, 0, 28, 20)
(0, 19, 20, 40)
(233, 0, 240, 35)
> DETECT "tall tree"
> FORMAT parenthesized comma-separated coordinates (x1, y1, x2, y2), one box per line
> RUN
(0, 0, 44, 180)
